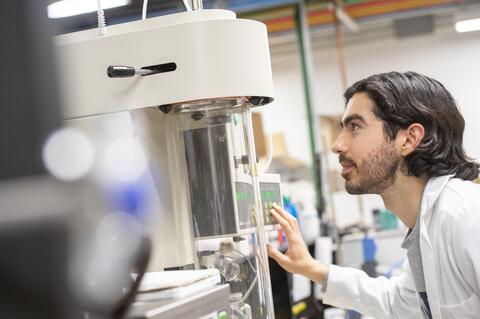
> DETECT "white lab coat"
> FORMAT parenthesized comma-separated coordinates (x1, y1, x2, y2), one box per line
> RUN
(323, 175, 480, 318)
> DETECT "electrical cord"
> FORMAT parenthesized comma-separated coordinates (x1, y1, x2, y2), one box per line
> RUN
(232, 248, 259, 303)
(259, 131, 273, 174)
(242, 275, 258, 303)
(232, 248, 257, 274)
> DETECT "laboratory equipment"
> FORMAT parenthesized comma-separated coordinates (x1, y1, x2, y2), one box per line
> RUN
(230, 292, 253, 319)
(128, 284, 231, 319)
(55, 4, 282, 318)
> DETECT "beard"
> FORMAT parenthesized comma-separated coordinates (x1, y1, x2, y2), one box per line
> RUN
(342, 141, 400, 194)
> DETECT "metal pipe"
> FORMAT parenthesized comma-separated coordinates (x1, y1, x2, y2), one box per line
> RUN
(294, 1, 322, 212)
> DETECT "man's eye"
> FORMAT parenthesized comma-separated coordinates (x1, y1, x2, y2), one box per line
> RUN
(351, 123, 360, 132)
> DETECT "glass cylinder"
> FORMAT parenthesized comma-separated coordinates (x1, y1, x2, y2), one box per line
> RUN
(163, 97, 275, 319)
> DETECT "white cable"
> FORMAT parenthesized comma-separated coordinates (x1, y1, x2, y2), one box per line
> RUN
(97, 0, 107, 36)
(182, 0, 192, 11)
(142, 0, 149, 20)
(259, 131, 274, 174)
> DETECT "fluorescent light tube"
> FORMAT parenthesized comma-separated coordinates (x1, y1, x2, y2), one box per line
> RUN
(455, 18, 480, 33)
(48, 0, 130, 19)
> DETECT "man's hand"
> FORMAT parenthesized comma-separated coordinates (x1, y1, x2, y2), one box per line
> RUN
(267, 203, 328, 284)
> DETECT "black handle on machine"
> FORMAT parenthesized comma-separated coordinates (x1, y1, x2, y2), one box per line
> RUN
(107, 66, 137, 78)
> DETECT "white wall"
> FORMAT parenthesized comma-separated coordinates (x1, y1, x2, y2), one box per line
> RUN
(263, 26, 480, 166)
(258, 50, 315, 165)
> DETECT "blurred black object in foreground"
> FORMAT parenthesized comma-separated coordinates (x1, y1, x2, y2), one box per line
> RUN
(0, 0, 61, 180)
(0, 1, 68, 318)
(0, 2, 151, 318)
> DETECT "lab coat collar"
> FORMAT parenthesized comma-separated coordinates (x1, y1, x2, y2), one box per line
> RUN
(421, 174, 454, 218)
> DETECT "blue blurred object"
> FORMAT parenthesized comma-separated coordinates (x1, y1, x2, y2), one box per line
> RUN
(362, 236, 377, 263)
(106, 178, 148, 217)
(384, 258, 406, 279)
(282, 196, 298, 219)
(348, 309, 362, 319)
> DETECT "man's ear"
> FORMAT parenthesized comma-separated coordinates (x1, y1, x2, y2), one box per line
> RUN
(399, 123, 425, 157)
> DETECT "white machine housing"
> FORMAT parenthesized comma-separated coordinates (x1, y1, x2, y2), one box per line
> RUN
(55, 9, 274, 119)
(56, 8, 276, 270)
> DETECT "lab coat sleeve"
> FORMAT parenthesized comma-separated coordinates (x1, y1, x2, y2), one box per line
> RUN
(453, 199, 480, 295)
(323, 264, 420, 318)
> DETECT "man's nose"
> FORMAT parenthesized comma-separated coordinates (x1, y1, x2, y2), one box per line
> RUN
(331, 132, 348, 154)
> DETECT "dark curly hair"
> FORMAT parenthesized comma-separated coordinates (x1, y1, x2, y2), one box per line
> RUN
(344, 71, 479, 181)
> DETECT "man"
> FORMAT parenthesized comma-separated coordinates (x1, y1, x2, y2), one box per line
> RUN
(267, 72, 480, 319)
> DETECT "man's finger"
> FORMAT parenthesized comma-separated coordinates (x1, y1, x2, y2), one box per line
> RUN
(270, 209, 294, 237)
(270, 205, 288, 223)
(267, 244, 289, 267)
(272, 203, 300, 232)
(272, 203, 295, 223)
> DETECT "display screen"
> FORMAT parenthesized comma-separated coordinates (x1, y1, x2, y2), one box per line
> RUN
(260, 182, 282, 226)
(235, 182, 255, 230)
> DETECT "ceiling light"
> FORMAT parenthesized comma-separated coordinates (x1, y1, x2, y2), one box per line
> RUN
(48, 0, 130, 19)
(455, 18, 480, 33)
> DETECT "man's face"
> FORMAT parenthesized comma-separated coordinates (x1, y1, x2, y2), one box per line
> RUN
(331, 92, 401, 194)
